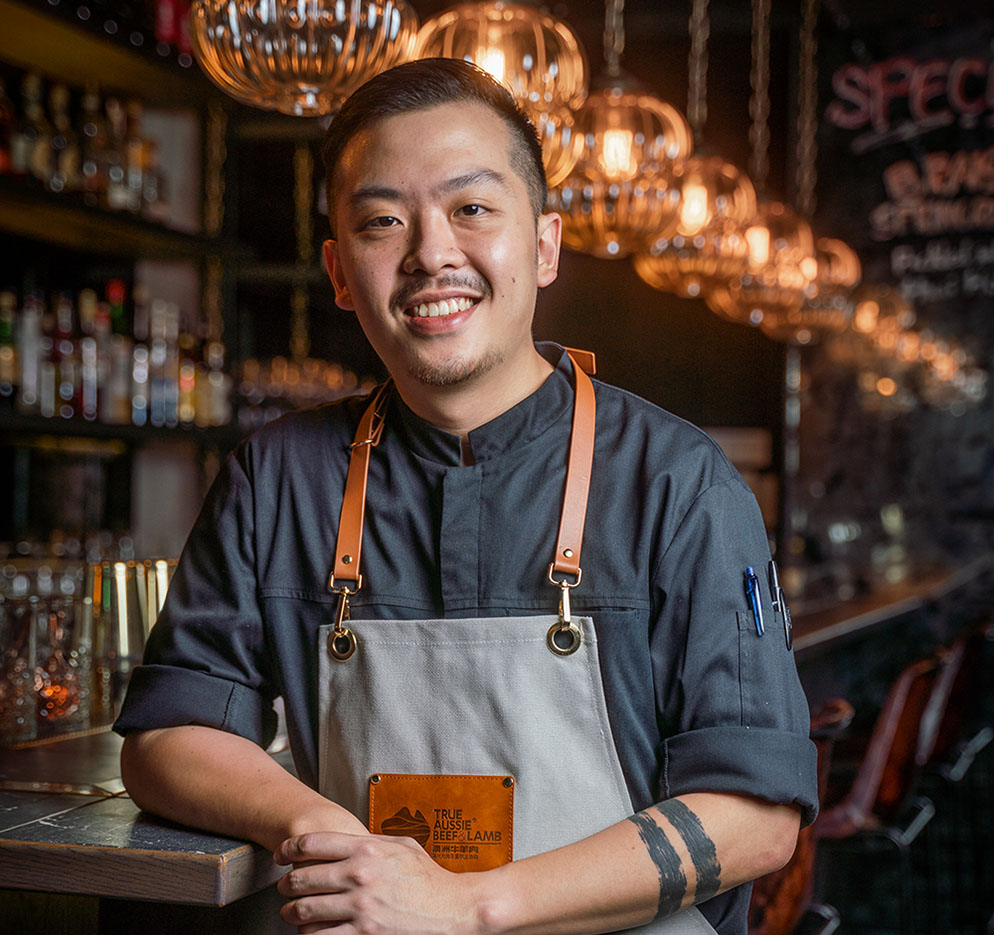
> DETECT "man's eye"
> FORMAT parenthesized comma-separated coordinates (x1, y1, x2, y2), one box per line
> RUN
(363, 216, 399, 230)
(457, 204, 488, 217)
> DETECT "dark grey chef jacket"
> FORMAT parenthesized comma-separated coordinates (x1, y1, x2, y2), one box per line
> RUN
(116, 343, 818, 934)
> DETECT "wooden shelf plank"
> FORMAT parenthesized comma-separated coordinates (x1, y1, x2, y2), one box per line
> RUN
(0, 409, 244, 451)
(0, 179, 240, 260)
(0, 0, 208, 106)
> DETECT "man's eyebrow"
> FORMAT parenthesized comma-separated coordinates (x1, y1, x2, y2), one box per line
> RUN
(438, 169, 511, 194)
(349, 185, 404, 206)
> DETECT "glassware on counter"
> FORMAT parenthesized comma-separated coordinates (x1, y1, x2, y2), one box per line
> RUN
(0, 555, 177, 746)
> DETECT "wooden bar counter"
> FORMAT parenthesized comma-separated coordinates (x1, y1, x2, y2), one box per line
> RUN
(0, 730, 292, 934)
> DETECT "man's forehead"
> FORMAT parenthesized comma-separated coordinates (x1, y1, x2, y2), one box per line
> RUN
(337, 101, 513, 181)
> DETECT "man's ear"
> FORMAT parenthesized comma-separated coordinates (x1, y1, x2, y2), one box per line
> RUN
(323, 240, 354, 310)
(536, 211, 562, 288)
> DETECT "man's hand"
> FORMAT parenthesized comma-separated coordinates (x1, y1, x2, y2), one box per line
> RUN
(275, 832, 483, 935)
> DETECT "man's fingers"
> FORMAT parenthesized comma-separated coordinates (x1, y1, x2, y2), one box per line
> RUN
(281, 892, 350, 927)
(274, 831, 364, 865)
(278, 863, 348, 899)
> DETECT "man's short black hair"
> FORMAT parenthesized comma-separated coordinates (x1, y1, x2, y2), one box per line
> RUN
(320, 57, 547, 232)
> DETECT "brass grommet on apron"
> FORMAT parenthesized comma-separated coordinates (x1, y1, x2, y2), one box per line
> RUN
(546, 621, 582, 656)
(328, 627, 357, 661)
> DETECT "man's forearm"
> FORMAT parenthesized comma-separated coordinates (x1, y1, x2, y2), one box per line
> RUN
(473, 792, 800, 934)
(120, 725, 367, 852)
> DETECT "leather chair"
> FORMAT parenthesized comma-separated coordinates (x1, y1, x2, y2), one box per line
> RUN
(813, 655, 944, 935)
(748, 698, 854, 935)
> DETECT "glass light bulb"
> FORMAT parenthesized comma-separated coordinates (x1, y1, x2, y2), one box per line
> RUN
(479, 47, 507, 85)
(746, 225, 770, 267)
(600, 129, 636, 180)
(679, 182, 710, 234)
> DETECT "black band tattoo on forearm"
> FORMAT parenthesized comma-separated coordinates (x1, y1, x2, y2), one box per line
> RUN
(628, 811, 687, 918)
(657, 799, 722, 902)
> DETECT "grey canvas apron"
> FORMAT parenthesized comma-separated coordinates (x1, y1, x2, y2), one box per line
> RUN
(318, 354, 716, 935)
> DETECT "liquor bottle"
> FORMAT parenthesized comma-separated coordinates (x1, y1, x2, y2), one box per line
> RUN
(204, 339, 232, 426)
(93, 298, 114, 423)
(0, 77, 14, 174)
(123, 99, 145, 213)
(103, 97, 129, 211)
(48, 84, 81, 194)
(147, 298, 168, 426)
(10, 73, 53, 184)
(0, 290, 18, 404)
(154, 0, 180, 46)
(106, 278, 128, 335)
(105, 334, 135, 425)
(79, 82, 109, 207)
(77, 287, 98, 337)
(162, 302, 180, 427)
(131, 342, 149, 426)
(129, 282, 150, 422)
(176, 0, 193, 55)
(148, 299, 179, 427)
(52, 292, 79, 419)
(16, 292, 43, 413)
(177, 328, 198, 425)
(140, 139, 170, 224)
(132, 282, 150, 342)
(80, 334, 98, 421)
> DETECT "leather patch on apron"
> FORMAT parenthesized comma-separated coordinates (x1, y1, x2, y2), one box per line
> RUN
(368, 773, 514, 872)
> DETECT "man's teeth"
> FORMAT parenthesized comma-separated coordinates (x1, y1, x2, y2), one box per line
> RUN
(411, 297, 474, 318)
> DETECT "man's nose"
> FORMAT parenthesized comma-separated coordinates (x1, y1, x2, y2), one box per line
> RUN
(402, 215, 463, 275)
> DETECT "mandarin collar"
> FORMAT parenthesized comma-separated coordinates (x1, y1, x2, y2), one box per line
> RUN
(389, 343, 575, 465)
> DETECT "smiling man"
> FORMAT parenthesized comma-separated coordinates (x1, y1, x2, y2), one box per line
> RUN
(116, 59, 817, 935)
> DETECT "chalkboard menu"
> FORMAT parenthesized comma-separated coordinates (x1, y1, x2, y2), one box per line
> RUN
(817, 17, 994, 326)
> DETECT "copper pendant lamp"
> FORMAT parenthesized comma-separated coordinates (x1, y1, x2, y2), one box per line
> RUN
(189, 0, 420, 116)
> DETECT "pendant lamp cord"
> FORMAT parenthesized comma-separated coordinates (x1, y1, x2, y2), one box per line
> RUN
(796, 0, 820, 218)
(749, 0, 771, 195)
(687, 0, 710, 144)
(603, 0, 625, 78)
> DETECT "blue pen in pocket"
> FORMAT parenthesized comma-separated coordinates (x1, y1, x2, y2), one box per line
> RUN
(745, 566, 765, 636)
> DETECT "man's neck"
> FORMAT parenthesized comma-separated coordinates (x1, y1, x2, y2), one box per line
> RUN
(395, 348, 554, 441)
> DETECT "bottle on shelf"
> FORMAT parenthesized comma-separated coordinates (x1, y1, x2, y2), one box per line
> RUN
(79, 81, 109, 208)
(177, 327, 198, 426)
(123, 99, 145, 213)
(154, 0, 192, 53)
(140, 139, 170, 224)
(0, 290, 18, 405)
(52, 291, 80, 420)
(100, 281, 133, 425)
(148, 298, 179, 428)
(106, 278, 128, 335)
(0, 77, 14, 174)
(2, 284, 234, 429)
(10, 73, 53, 185)
(48, 84, 81, 195)
(103, 97, 129, 212)
(15, 292, 43, 414)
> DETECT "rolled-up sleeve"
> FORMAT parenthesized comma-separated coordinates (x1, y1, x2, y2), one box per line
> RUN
(114, 445, 278, 749)
(652, 479, 818, 827)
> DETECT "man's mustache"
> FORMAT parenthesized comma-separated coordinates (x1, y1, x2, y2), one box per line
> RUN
(391, 275, 491, 309)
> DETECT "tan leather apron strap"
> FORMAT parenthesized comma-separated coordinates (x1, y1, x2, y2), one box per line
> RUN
(548, 352, 596, 584)
(329, 381, 392, 593)
(330, 351, 597, 610)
